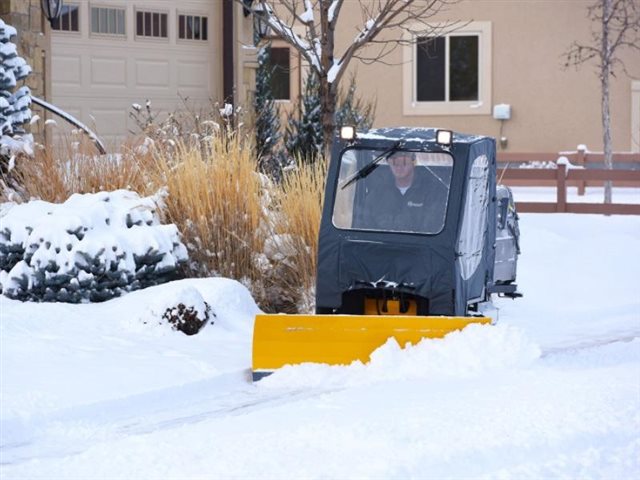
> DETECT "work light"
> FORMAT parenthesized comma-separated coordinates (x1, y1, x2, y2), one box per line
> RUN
(340, 126, 356, 141)
(436, 129, 453, 146)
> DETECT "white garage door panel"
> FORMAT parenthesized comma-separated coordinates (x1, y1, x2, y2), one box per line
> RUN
(89, 109, 128, 135)
(91, 58, 127, 87)
(177, 61, 208, 89)
(52, 55, 82, 87)
(136, 60, 170, 87)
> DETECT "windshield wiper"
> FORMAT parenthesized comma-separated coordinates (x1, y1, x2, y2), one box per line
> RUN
(340, 141, 402, 190)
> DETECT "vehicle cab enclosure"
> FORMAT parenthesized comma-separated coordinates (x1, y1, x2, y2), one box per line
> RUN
(316, 128, 499, 317)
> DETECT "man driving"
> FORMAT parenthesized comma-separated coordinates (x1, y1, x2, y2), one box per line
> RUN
(354, 151, 446, 233)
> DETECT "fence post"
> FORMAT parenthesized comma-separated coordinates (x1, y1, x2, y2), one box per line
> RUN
(576, 146, 587, 195)
(557, 163, 567, 212)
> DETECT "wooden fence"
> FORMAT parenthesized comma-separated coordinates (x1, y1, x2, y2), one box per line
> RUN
(497, 151, 640, 215)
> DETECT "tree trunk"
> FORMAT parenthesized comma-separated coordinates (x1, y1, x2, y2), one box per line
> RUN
(320, 79, 337, 158)
(601, 0, 613, 204)
(319, 1, 336, 160)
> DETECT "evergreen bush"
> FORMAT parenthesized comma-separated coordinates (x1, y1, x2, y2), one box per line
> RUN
(254, 45, 283, 177)
(0, 190, 187, 303)
(335, 75, 376, 131)
(0, 19, 33, 169)
(285, 71, 323, 163)
(285, 72, 376, 163)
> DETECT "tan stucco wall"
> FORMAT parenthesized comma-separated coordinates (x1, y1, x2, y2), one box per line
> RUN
(335, 0, 640, 152)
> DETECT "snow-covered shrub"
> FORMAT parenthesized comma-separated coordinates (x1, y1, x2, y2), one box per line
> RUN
(0, 19, 33, 166)
(0, 189, 187, 302)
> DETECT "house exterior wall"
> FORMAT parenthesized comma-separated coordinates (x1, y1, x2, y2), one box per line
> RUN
(4, 1, 637, 153)
(335, 0, 640, 153)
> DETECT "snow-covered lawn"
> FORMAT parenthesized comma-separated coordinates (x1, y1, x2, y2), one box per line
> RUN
(1, 212, 639, 479)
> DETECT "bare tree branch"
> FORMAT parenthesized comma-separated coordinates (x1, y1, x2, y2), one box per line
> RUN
(239, 0, 462, 153)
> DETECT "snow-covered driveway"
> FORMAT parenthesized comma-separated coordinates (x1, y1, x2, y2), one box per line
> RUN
(1, 214, 639, 479)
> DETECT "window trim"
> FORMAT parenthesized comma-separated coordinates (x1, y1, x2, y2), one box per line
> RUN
(403, 21, 492, 116)
(89, 4, 127, 38)
(50, 2, 81, 34)
(134, 8, 170, 41)
(177, 13, 209, 42)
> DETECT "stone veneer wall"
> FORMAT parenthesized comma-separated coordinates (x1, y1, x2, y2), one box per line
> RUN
(0, 0, 49, 141)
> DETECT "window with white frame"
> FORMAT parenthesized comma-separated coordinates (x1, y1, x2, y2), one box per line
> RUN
(51, 4, 80, 32)
(416, 35, 478, 102)
(136, 10, 168, 38)
(178, 15, 208, 41)
(403, 22, 492, 116)
(91, 6, 125, 35)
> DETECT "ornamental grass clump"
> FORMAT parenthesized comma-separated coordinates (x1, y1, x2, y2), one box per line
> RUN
(149, 134, 267, 284)
(4, 132, 154, 203)
(262, 160, 325, 312)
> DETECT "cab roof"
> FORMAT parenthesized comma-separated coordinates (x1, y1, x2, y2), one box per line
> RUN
(356, 127, 488, 145)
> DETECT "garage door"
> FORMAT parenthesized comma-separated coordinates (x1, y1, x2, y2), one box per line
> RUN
(51, 1, 220, 149)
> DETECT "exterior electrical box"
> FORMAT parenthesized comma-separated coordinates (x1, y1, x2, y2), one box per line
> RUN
(493, 104, 511, 120)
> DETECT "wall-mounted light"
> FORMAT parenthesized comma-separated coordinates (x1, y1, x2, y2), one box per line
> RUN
(41, 0, 63, 25)
(252, 3, 270, 43)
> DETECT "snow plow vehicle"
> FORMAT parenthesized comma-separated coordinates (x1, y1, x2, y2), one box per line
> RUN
(252, 127, 521, 381)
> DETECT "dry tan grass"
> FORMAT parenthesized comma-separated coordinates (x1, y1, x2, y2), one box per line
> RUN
(150, 135, 266, 284)
(6, 134, 154, 203)
(269, 160, 326, 310)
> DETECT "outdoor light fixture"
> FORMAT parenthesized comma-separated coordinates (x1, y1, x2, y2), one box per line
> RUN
(41, 0, 63, 25)
(436, 129, 453, 146)
(252, 3, 270, 41)
(340, 126, 356, 141)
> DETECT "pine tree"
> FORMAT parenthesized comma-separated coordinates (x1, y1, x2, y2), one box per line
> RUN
(0, 19, 32, 175)
(285, 72, 375, 163)
(0, 19, 32, 138)
(285, 71, 323, 164)
(254, 45, 281, 174)
(335, 75, 376, 131)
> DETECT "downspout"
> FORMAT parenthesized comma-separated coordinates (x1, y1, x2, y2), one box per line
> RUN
(222, 0, 235, 107)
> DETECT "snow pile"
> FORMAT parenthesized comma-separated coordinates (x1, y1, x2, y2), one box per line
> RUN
(0, 277, 259, 419)
(136, 284, 214, 335)
(259, 323, 541, 389)
(0, 189, 187, 302)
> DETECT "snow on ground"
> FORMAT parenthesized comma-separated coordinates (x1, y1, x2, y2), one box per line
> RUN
(1, 204, 639, 478)
(511, 186, 640, 204)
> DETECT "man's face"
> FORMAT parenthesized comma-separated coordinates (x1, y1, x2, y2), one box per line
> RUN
(388, 154, 415, 182)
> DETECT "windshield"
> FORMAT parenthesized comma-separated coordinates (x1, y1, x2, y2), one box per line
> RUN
(332, 148, 454, 234)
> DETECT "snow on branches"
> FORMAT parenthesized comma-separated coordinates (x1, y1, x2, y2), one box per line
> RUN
(0, 190, 188, 303)
(0, 19, 33, 159)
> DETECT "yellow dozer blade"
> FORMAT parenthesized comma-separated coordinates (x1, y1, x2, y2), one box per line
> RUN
(252, 313, 491, 381)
